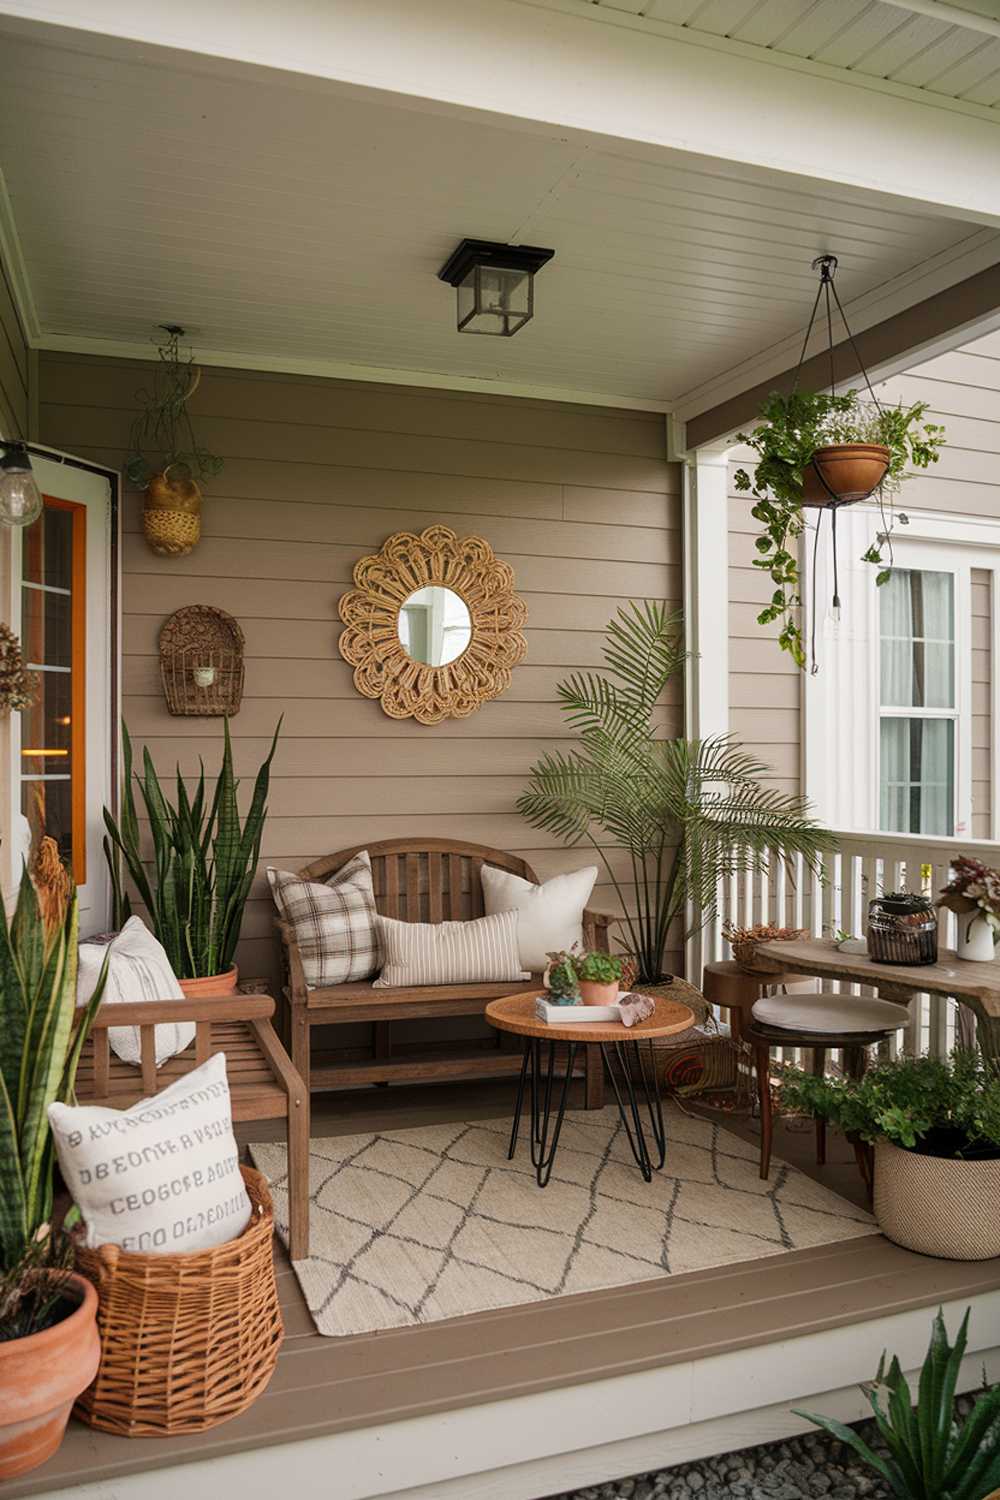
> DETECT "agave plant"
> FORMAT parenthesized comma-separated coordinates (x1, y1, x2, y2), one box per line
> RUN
(795, 1307, 1000, 1500)
(517, 602, 834, 983)
(0, 839, 106, 1274)
(103, 718, 281, 980)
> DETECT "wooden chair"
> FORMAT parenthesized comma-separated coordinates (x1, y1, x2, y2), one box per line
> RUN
(74, 994, 310, 1261)
(275, 838, 613, 1107)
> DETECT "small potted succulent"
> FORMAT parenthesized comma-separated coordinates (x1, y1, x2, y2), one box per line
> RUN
(734, 389, 944, 666)
(574, 950, 624, 1007)
(781, 1050, 1000, 1260)
(938, 856, 1000, 962)
(543, 951, 581, 1006)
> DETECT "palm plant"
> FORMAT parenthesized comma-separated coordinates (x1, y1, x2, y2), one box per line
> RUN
(0, 840, 106, 1280)
(517, 603, 834, 982)
(103, 718, 280, 980)
(795, 1307, 1000, 1500)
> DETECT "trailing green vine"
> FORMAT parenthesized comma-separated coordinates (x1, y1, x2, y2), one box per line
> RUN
(733, 389, 944, 667)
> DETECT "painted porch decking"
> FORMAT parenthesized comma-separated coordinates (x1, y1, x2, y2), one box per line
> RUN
(10, 1084, 1000, 1500)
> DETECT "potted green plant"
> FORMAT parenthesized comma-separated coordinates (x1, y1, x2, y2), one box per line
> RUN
(781, 1050, 1000, 1260)
(518, 602, 834, 998)
(102, 718, 280, 995)
(733, 390, 945, 666)
(938, 855, 1000, 962)
(574, 950, 624, 1006)
(543, 951, 581, 1006)
(0, 840, 106, 1479)
(127, 326, 224, 558)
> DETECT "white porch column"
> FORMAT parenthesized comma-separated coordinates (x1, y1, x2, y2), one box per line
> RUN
(682, 451, 730, 744)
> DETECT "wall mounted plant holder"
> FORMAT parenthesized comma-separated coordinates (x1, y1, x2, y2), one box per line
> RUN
(159, 606, 245, 717)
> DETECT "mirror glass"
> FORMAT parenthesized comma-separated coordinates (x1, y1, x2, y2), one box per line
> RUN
(397, 586, 472, 666)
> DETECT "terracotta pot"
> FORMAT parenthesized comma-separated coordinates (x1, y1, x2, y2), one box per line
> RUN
(874, 1138, 1000, 1260)
(0, 1274, 100, 1479)
(801, 443, 890, 507)
(577, 978, 620, 1006)
(178, 965, 239, 998)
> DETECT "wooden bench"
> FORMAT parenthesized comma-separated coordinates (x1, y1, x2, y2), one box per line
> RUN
(75, 993, 310, 1261)
(275, 838, 613, 1107)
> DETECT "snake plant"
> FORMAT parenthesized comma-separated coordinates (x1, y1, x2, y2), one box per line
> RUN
(0, 840, 106, 1272)
(103, 718, 280, 980)
(795, 1307, 1000, 1500)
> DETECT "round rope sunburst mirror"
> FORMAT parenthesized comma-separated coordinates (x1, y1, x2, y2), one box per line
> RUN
(338, 525, 528, 724)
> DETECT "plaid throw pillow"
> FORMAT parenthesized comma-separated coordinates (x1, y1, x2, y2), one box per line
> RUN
(268, 851, 379, 988)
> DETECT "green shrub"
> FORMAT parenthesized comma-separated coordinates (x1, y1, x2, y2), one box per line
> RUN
(779, 1050, 1000, 1158)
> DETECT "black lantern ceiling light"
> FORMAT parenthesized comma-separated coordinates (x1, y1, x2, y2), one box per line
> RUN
(0, 440, 42, 527)
(438, 239, 555, 336)
(735, 254, 945, 673)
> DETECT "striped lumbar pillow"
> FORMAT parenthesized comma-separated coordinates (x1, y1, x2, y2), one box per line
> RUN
(372, 910, 530, 988)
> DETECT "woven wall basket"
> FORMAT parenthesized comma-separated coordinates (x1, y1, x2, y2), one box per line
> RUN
(73, 1167, 283, 1436)
(159, 604, 245, 717)
(874, 1139, 1000, 1261)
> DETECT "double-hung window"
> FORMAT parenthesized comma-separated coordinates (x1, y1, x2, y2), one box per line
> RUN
(879, 568, 956, 837)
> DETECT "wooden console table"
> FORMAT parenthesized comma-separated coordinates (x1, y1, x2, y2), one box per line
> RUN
(751, 937, 1000, 1066)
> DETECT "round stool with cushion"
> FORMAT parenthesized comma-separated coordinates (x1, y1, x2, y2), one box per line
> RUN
(746, 991, 911, 1181)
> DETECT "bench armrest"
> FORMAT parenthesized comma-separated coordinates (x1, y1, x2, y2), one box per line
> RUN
(583, 907, 620, 952)
(89, 994, 275, 1028)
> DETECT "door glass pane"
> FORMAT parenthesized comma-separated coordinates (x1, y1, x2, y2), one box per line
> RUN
(18, 501, 83, 878)
(23, 505, 73, 590)
(21, 585, 72, 669)
(879, 569, 954, 708)
(879, 718, 954, 836)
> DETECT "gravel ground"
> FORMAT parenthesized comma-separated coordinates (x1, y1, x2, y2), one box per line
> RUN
(542, 1395, 984, 1500)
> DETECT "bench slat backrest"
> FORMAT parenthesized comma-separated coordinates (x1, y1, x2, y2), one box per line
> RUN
(300, 838, 538, 925)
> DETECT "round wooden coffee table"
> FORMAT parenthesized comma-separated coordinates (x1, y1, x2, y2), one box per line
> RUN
(485, 990, 695, 1187)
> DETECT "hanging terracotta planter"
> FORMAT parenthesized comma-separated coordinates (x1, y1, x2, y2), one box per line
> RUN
(801, 443, 890, 507)
(143, 467, 203, 557)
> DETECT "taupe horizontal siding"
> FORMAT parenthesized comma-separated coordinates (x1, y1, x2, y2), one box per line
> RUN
(0, 258, 27, 440)
(40, 354, 680, 986)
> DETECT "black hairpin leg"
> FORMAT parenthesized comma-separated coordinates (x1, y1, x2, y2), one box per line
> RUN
(601, 1039, 667, 1182)
(508, 1038, 577, 1187)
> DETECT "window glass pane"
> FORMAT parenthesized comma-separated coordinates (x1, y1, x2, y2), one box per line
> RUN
(879, 718, 954, 836)
(21, 584, 72, 669)
(22, 506, 73, 590)
(879, 569, 954, 709)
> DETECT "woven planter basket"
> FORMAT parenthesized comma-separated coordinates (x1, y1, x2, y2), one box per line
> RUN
(874, 1139, 1000, 1261)
(73, 1167, 283, 1436)
(628, 977, 739, 1097)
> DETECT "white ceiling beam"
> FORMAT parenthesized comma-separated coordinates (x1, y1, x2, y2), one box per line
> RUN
(1, 0, 999, 229)
(877, 0, 1000, 41)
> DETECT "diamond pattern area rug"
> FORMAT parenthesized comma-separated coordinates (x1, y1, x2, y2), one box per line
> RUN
(249, 1105, 878, 1338)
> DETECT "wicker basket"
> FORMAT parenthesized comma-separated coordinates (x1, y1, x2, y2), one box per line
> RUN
(873, 1139, 1000, 1260)
(159, 605, 245, 718)
(626, 976, 740, 1097)
(73, 1167, 283, 1436)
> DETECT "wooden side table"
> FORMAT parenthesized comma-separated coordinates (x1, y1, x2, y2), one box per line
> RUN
(702, 959, 799, 1041)
(485, 991, 694, 1187)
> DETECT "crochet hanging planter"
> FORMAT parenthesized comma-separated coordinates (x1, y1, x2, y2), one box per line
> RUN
(0, 623, 38, 714)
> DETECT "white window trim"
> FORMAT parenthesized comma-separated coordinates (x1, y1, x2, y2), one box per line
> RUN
(804, 505, 1000, 840)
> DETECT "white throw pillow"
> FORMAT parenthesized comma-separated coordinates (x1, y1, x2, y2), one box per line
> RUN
(480, 864, 598, 973)
(372, 910, 529, 987)
(77, 916, 193, 1068)
(48, 1053, 252, 1255)
(268, 850, 379, 988)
